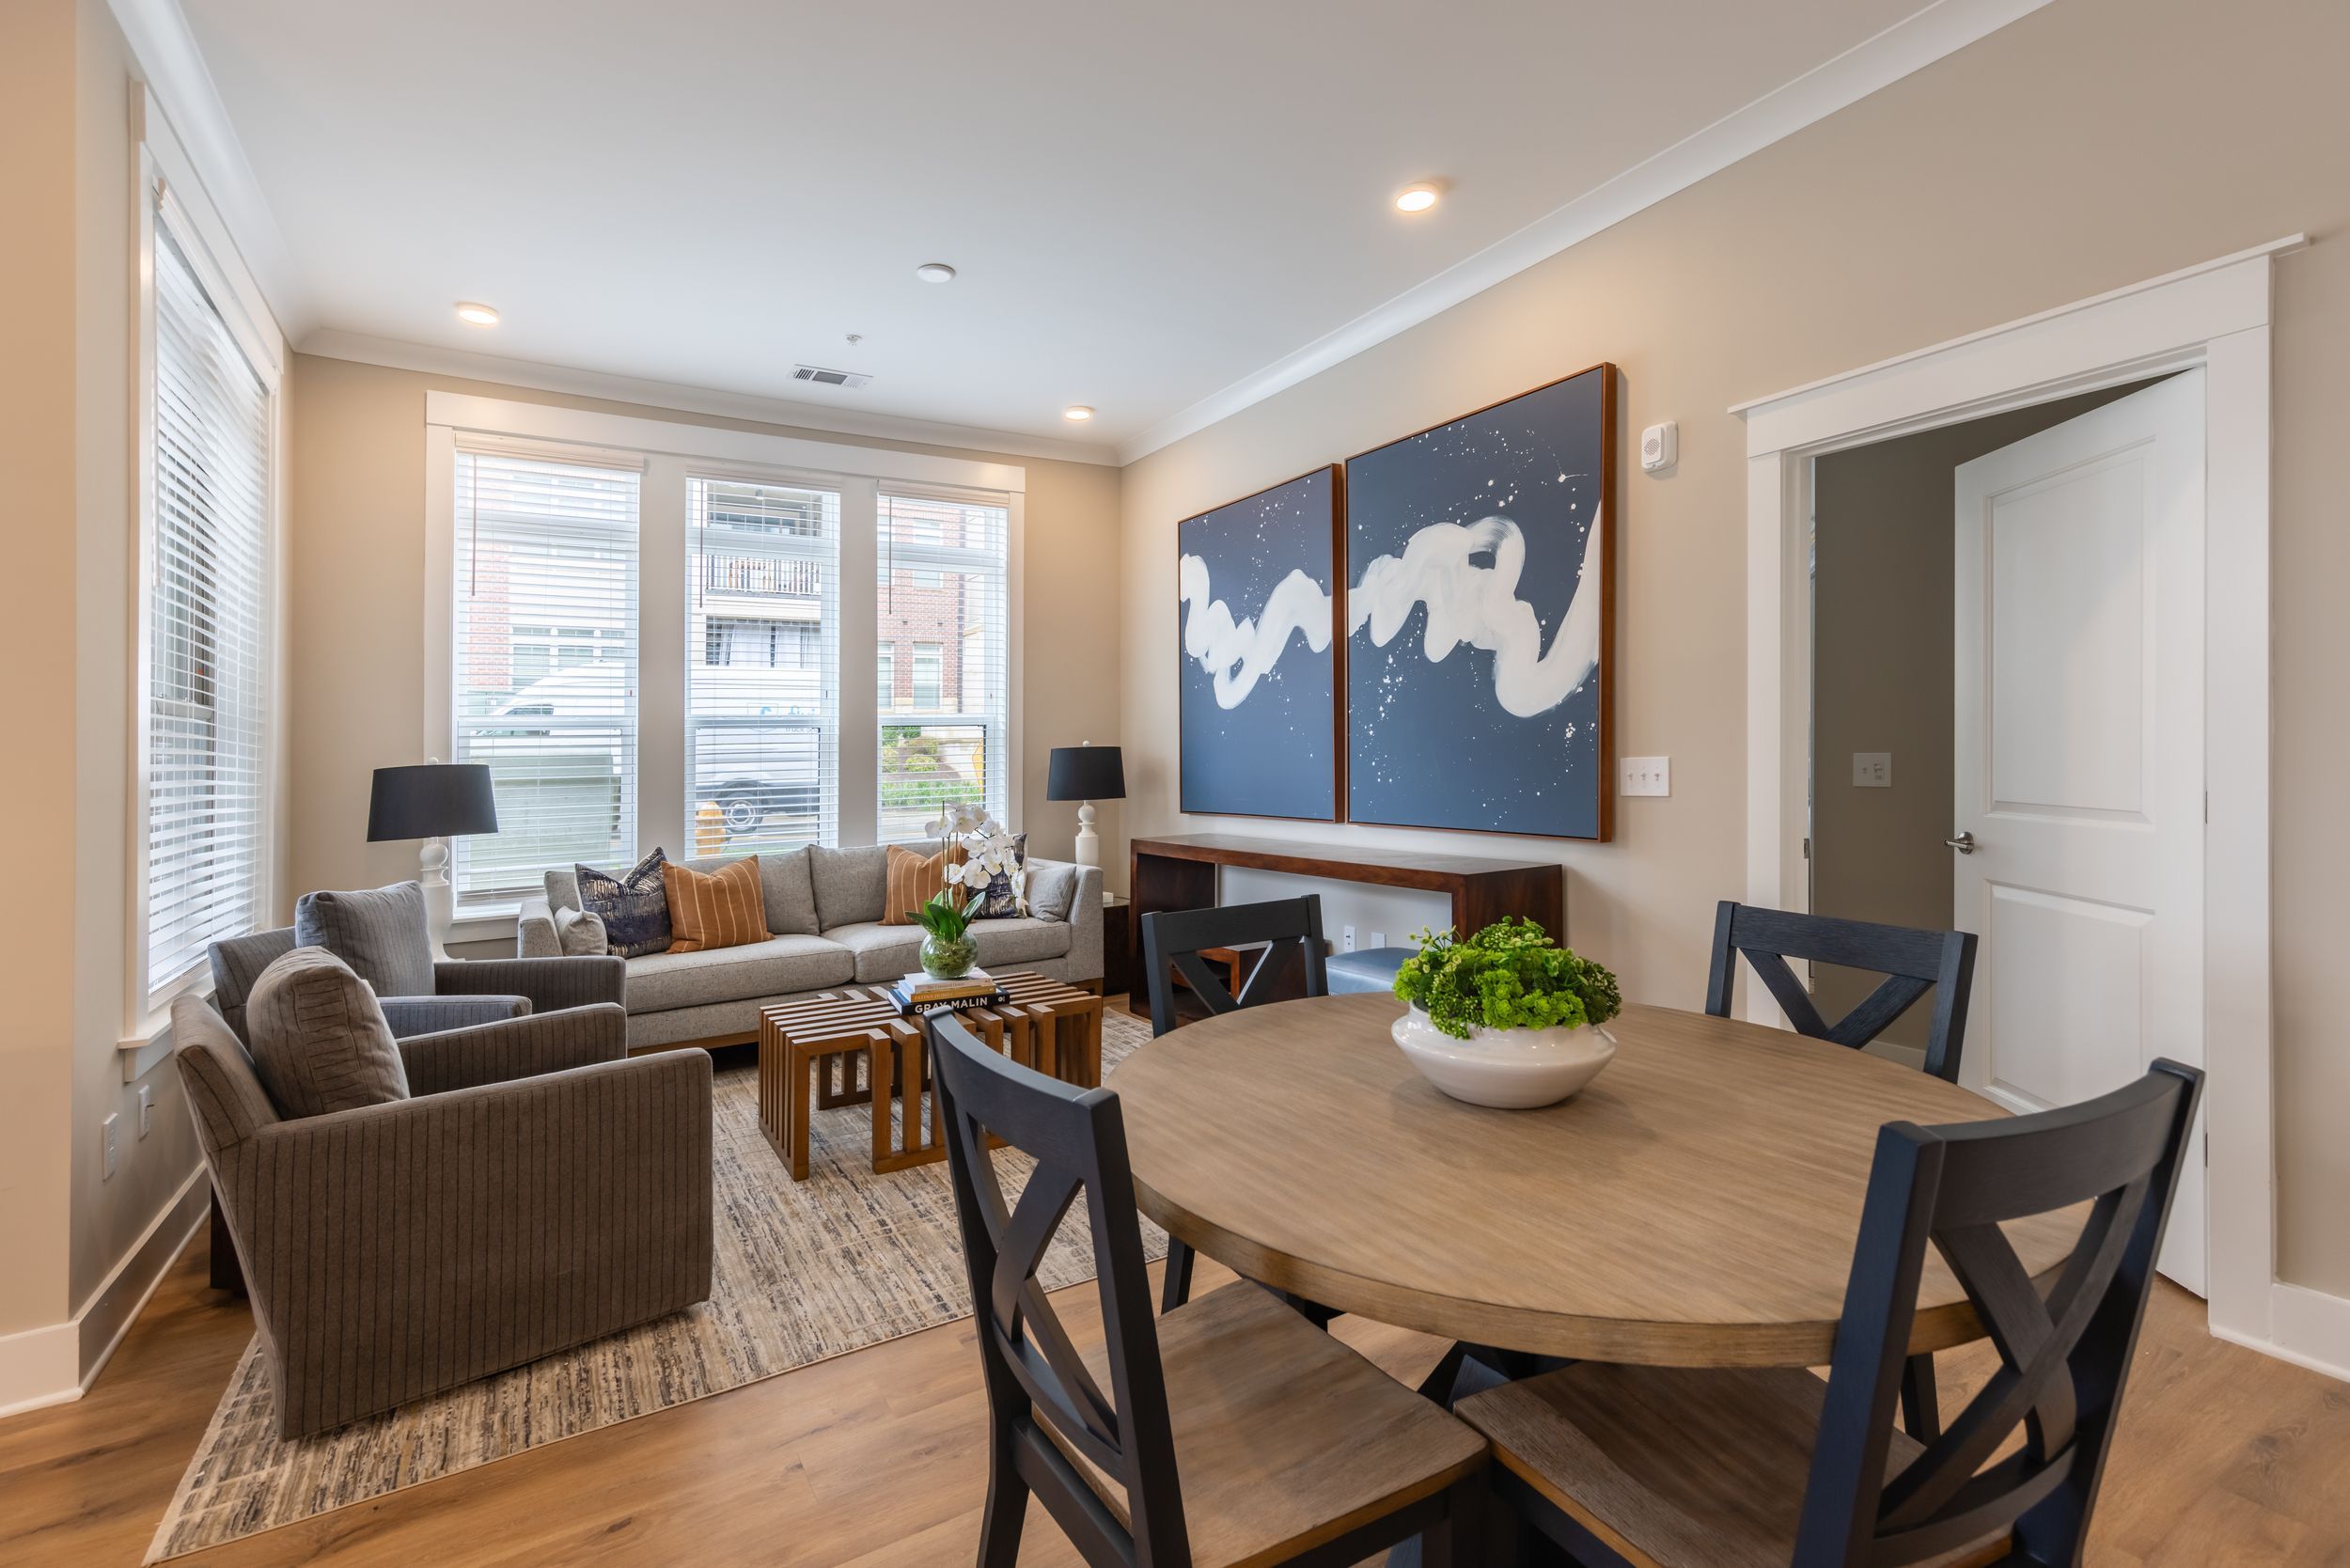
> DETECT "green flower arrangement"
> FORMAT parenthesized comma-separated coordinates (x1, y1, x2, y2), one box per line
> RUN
(1392, 918, 1622, 1041)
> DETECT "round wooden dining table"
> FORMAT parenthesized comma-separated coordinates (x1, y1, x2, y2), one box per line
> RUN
(1109, 991, 2080, 1369)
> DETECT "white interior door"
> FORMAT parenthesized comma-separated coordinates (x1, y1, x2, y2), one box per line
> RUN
(1952, 370, 2206, 1293)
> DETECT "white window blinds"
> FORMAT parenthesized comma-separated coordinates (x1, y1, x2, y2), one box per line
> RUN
(146, 213, 272, 1000)
(876, 493, 1009, 842)
(686, 478, 841, 853)
(452, 448, 640, 903)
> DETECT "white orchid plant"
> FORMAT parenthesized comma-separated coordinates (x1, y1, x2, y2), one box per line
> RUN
(907, 802, 1021, 940)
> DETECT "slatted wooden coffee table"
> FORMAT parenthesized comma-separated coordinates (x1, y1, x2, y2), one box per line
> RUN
(758, 971, 1105, 1181)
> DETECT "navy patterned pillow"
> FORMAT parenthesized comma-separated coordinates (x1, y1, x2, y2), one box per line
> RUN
(576, 849, 672, 957)
(975, 832, 1028, 919)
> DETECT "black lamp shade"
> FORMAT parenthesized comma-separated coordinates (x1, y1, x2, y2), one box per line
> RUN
(367, 763, 499, 841)
(1046, 745, 1125, 802)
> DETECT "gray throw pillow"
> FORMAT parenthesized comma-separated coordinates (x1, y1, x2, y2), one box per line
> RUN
(1024, 861, 1079, 923)
(554, 904, 608, 956)
(808, 843, 889, 928)
(577, 849, 672, 956)
(294, 882, 434, 998)
(243, 948, 410, 1119)
(760, 844, 821, 935)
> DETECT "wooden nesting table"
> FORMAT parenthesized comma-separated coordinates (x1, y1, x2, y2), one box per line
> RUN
(757, 971, 1104, 1181)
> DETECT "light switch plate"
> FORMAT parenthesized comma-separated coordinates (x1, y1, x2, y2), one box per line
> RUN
(1621, 756, 1671, 797)
(137, 1083, 154, 1138)
(1853, 752, 1893, 789)
(102, 1112, 119, 1179)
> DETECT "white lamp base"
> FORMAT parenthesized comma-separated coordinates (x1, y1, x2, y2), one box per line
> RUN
(419, 837, 454, 961)
(1073, 800, 1101, 870)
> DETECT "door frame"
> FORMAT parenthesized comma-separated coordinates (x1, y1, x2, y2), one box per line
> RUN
(1731, 235, 2333, 1376)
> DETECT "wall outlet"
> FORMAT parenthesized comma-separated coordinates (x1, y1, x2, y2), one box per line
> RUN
(1621, 756, 1671, 797)
(137, 1083, 154, 1138)
(1368, 932, 1386, 951)
(102, 1112, 120, 1180)
(1853, 751, 1893, 789)
(1341, 925, 1356, 952)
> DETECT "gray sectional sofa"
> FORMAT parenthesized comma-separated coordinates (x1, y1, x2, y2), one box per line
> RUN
(519, 843, 1104, 1052)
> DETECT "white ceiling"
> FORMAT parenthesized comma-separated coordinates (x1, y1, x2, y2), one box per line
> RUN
(171, 0, 2021, 460)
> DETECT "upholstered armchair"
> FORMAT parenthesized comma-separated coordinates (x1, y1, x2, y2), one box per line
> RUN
(173, 994, 713, 1438)
(207, 924, 626, 1043)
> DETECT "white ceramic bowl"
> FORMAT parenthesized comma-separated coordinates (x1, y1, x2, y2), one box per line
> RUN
(1390, 1004, 1618, 1109)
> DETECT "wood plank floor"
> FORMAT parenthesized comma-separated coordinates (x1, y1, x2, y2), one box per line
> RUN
(5, 1211, 2347, 1565)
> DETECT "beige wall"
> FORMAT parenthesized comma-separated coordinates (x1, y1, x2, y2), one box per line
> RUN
(284, 355, 1123, 904)
(0, 0, 222, 1345)
(1118, 0, 2350, 1294)
(1810, 384, 2142, 1052)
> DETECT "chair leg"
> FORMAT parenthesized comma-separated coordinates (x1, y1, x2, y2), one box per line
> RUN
(1901, 1351, 1942, 1443)
(1418, 1471, 1488, 1568)
(1161, 1237, 1197, 1313)
(977, 1431, 1028, 1568)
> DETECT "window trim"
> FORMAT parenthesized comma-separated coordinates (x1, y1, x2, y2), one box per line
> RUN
(423, 395, 1025, 940)
(126, 99, 287, 1042)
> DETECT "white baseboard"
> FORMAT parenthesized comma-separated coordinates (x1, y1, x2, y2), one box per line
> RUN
(2209, 1281, 2350, 1385)
(0, 1168, 210, 1419)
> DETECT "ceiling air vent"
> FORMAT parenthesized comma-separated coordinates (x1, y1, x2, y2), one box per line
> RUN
(791, 364, 871, 390)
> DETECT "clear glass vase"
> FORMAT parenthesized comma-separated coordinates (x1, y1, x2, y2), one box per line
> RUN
(920, 932, 978, 980)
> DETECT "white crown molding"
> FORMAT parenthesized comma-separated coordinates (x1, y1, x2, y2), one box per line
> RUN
(1117, 0, 2055, 465)
(302, 330, 1122, 467)
(106, 0, 311, 341)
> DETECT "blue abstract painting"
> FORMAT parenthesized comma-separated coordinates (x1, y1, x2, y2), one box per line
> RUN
(1177, 466, 1340, 821)
(1344, 367, 1615, 839)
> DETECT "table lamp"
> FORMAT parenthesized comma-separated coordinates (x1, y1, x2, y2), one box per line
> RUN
(1045, 744, 1124, 870)
(368, 761, 498, 958)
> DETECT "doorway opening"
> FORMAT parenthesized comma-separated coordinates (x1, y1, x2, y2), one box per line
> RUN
(1807, 373, 2201, 1292)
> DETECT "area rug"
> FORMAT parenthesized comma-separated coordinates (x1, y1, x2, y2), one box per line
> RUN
(147, 1008, 1160, 1562)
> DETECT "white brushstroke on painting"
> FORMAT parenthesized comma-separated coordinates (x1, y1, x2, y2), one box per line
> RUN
(1181, 510, 1600, 717)
(1179, 555, 1333, 709)
(1348, 513, 1602, 716)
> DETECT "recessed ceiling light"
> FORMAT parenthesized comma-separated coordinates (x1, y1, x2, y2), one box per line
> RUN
(915, 262, 957, 283)
(454, 301, 500, 326)
(1063, 405, 1095, 422)
(1394, 182, 1442, 214)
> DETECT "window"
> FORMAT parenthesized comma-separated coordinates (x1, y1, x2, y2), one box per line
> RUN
(878, 644, 897, 709)
(912, 643, 944, 707)
(687, 478, 839, 853)
(143, 212, 272, 1000)
(876, 493, 1008, 841)
(451, 450, 640, 904)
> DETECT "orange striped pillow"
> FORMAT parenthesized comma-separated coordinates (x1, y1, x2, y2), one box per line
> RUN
(882, 843, 965, 926)
(661, 855, 770, 953)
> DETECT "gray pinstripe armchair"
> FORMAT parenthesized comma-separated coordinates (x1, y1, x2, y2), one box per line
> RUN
(206, 924, 628, 1043)
(173, 992, 713, 1438)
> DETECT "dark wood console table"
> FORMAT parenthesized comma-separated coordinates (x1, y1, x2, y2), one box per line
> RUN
(1126, 833, 1565, 1017)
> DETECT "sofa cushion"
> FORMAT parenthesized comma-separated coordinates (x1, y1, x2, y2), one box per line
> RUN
(824, 917, 1072, 984)
(624, 934, 854, 1013)
(578, 849, 673, 957)
(243, 948, 410, 1119)
(809, 843, 889, 928)
(545, 866, 582, 916)
(554, 904, 607, 956)
(663, 855, 769, 953)
(1024, 859, 1079, 923)
(681, 846, 820, 936)
(293, 882, 435, 998)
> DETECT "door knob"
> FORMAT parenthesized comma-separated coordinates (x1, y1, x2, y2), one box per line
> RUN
(1945, 831, 1977, 855)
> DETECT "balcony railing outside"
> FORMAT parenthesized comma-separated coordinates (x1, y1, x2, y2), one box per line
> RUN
(702, 554, 822, 599)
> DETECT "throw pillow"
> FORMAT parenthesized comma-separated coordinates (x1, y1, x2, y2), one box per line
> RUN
(554, 904, 608, 956)
(662, 855, 769, 953)
(577, 849, 673, 957)
(1024, 860, 1080, 924)
(243, 947, 410, 1119)
(293, 882, 435, 998)
(883, 843, 965, 926)
(973, 832, 1028, 918)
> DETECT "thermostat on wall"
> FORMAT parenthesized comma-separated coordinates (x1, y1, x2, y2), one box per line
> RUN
(1640, 421, 1678, 472)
